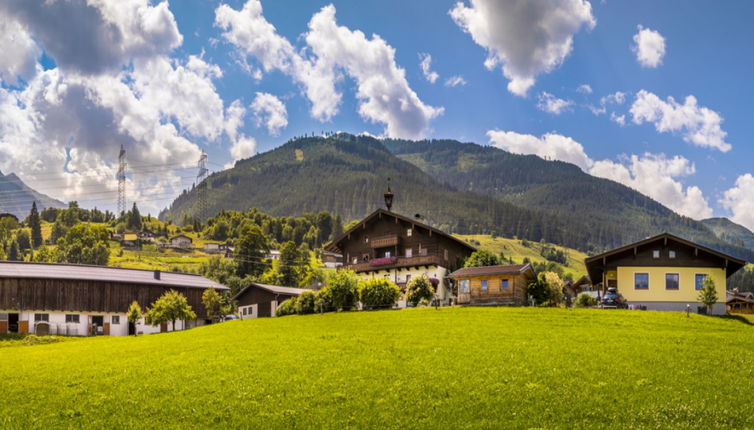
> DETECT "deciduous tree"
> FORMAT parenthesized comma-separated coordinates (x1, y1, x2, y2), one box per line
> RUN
(144, 290, 197, 332)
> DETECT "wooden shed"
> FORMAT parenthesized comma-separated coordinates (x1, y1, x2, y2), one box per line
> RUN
(234, 283, 304, 318)
(448, 264, 534, 305)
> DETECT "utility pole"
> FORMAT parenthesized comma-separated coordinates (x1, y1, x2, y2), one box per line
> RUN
(197, 151, 209, 220)
(117, 144, 127, 215)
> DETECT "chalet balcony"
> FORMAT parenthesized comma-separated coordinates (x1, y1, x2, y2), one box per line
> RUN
(369, 234, 400, 249)
(345, 254, 444, 272)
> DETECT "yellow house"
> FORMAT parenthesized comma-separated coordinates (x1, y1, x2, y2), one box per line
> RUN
(585, 233, 747, 314)
(448, 264, 534, 305)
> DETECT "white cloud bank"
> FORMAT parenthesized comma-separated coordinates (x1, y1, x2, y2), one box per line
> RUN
(721, 174, 754, 232)
(216, 1, 442, 139)
(488, 129, 713, 219)
(630, 90, 731, 152)
(632, 25, 665, 68)
(250, 92, 288, 136)
(450, 0, 595, 96)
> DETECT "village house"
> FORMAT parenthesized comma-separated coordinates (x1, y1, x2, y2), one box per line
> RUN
(170, 234, 193, 249)
(448, 264, 534, 305)
(120, 233, 139, 250)
(0, 261, 228, 336)
(325, 187, 475, 304)
(726, 290, 754, 314)
(234, 283, 304, 318)
(585, 233, 746, 314)
(321, 251, 343, 269)
(138, 229, 156, 243)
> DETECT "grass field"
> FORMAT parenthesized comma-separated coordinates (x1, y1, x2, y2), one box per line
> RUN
(0, 307, 752, 428)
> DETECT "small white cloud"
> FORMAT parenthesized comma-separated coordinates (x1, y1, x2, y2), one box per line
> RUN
(576, 84, 592, 94)
(250, 92, 288, 136)
(632, 25, 666, 68)
(487, 129, 592, 170)
(444, 75, 467, 87)
(601, 91, 626, 106)
(450, 0, 595, 96)
(610, 112, 626, 126)
(229, 135, 257, 161)
(630, 89, 731, 152)
(536, 92, 573, 115)
(721, 174, 754, 232)
(419, 53, 439, 84)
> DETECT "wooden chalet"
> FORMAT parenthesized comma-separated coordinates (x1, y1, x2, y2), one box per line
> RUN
(0, 262, 227, 336)
(448, 264, 534, 305)
(234, 283, 304, 318)
(727, 290, 754, 314)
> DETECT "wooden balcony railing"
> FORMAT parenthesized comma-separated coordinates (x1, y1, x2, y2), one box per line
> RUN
(370, 234, 400, 249)
(345, 254, 444, 272)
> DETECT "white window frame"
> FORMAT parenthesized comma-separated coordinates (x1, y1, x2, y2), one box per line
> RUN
(407, 228, 412, 237)
(34, 313, 49, 322)
(669, 250, 676, 259)
(652, 250, 660, 259)
(65, 314, 80, 324)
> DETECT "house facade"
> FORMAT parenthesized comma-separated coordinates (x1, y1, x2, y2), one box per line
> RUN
(585, 233, 746, 314)
(448, 264, 534, 305)
(0, 262, 228, 336)
(234, 283, 304, 318)
(325, 208, 475, 304)
(170, 234, 193, 249)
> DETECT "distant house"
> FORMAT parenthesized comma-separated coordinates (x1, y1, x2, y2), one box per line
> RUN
(448, 264, 534, 306)
(170, 234, 193, 249)
(203, 242, 222, 254)
(325, 208, 475, 304)
(727, 290, 754, 314)
(321, 251, 343, 269)
(234, 283, 304, 318)
(585, 233, 746, 314)
(138, 230, 155, 242)
(120, 233, 139, 250)
(564, 275, 592, 298)
(267, 249, 281, 261)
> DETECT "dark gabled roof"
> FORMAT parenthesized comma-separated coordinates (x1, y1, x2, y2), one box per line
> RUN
(585, 232, 747, 281)
(233, 282, 305, 300)
(171, 234, 192, 241)
(0, 261, 227, 290)
(447, 264, 533, 278)
(325, 208, 476, 254)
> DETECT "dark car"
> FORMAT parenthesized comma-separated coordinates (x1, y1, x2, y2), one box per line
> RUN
(600, 287, 628, 309)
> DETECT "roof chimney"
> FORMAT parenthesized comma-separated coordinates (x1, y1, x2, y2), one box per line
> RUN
(154, 270, 161, 280)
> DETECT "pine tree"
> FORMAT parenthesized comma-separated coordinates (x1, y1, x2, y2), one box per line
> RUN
(28, 202, 42, 248)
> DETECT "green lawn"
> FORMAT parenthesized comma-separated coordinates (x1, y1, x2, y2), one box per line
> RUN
(0, 307, 752, 428)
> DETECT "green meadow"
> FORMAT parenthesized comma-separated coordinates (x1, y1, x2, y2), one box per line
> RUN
(1, 307, 753, 428)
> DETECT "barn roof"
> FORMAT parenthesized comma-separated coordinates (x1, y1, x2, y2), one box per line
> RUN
(447, 264, 533, 278)
(0, 261, 227, 290)
(233, 282, 304, 299)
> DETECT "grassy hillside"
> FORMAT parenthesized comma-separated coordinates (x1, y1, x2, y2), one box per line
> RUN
(456, 234, 588, 278)
(1, 308, 753, 427)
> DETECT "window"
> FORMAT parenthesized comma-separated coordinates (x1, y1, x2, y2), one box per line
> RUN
(695, 274, 708, 290)
(243, 307, 248, 315)
(665, 273, 679, 290)
(634, 273, 649, 290)
(34, 313, 49, 322)
(459, 280, 470, 293)
(112, 316, 120, 325)
(65, 314, 80, 324)
(669, 250, 676, 259)
(652, 250, 660, 259)
(481, 280, 488, 291)
(405, 274, 412, 283)
(384, 251, 391, 258)
(407, 228, 412, 237)
(501, 279, 509, 290)
(405, 248, 413, 258)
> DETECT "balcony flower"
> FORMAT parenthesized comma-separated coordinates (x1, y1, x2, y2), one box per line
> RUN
(369, 256, 397, 266)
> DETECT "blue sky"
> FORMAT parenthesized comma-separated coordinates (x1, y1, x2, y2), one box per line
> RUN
(1, 0, 753, 229)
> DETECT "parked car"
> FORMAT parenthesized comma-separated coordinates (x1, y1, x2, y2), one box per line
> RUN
(600, 287, 628, 309)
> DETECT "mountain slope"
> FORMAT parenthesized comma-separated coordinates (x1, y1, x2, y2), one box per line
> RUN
(0, 171, 65, 219)
(382, 138, 753, 260)
(702, 218, 754, 250)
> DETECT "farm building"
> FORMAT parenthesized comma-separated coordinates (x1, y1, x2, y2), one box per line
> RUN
(170, 234, 193, 249)
(234, 283, 304, 318)
(448, 264, 534, 305)
(585, 233, 746, 314)
(0, 261, 228, 336)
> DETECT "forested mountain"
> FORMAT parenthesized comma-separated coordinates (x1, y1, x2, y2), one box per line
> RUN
(160, 134, 754, 261)
(701, 218, 754, 250)
(0, 171, 65, 219)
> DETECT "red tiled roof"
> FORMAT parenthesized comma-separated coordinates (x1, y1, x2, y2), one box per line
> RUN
(447, 264, 532, 278)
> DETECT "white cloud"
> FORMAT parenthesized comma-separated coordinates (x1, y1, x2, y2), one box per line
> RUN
(0, 15, 40, 85)
(589, 91, 626, 115)
(537, 92, 573, 115)
(488, 129, 712, 219)
(610, 112, 626, 126)
(576, 84, 592, 94)
(450, 0, 595, 96)
(487, 130, 593, 170)
(721, 174, 754, 232)
(590, 153, 712, 219)
(0, 0, 182, 75)
(229, 135, 257, 162)
(444, 75, 467, 87)
(250, 92, 288, 136)
(630, 90, 731, 152)
(216, 1, 442, 139)
(419, 53, 439, 84)
(632, 25, 665, 68)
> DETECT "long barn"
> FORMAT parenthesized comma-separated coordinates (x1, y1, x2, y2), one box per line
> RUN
(0, 262, 228, 336)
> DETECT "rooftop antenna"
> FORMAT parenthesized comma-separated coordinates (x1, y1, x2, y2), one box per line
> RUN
(117, 145, 127, 215)
(197, 151, 209, 220)
(384, 177, 394, 212)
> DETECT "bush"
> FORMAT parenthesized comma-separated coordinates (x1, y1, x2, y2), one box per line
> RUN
(527, 272, 564, 306)
(574, 293, 598, 307)
(295, 290, 316, 314)
(323, 270, 359, 311)
(358, 278, 401, 310)
(464, 250, 501, 268)
(405, 275, 435, 306)
(276, 297, 298, 317)
(314, 287, 333, 313)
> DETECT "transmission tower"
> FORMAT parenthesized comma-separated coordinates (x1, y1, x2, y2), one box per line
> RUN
(197, 151, 209, 220)
(117, 144, 127, 215)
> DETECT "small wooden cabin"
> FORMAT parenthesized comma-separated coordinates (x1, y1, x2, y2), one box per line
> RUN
(727, 291, 754, 314)
(448, 264, 534, 305)
(234, 283, 304, 318)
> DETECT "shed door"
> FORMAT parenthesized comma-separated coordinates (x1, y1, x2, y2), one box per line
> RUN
(258, 302, 272, 318)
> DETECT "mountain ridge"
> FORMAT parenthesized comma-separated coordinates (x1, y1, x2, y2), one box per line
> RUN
(0, 171, 66, 219)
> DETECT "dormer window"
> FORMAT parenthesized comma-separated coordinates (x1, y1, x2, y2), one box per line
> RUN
(652, 250, 660, 259)
(669, 250, 676, 259)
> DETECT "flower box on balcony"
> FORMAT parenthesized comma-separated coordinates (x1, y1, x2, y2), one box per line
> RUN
(369, 257, 397, 266)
